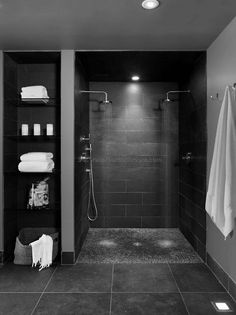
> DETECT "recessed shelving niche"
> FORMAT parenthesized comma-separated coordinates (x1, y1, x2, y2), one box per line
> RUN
(3, 52, 61, 261)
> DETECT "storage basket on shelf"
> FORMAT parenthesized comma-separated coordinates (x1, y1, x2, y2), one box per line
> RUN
(13, 227, 59, 265)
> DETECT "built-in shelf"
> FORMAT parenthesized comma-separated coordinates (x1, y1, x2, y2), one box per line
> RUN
(4, 208, 59, 212)
(5, 135, 60, 141)
(4, 170, 60, 175)
(18, 98, 60, 106)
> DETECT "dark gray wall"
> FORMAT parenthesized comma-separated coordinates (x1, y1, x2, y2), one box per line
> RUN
(0, 51, 3, 260)
(179, 53, 207, 261)
(74, 55, 89, 259)
(90, 82, 179, 228)
(207, 17, 236, 283)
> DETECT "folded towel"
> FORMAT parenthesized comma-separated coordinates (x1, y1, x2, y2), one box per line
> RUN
(18, 160, 54, 173)
(21, 85, 49, 99)
(30, 234, 53, 271)
(20, 152, 53, 162)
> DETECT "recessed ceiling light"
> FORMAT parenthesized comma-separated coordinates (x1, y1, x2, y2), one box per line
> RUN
(142, 0, 160, 10)
(211, 301, 233, 312)
(131, 75, 140, 81)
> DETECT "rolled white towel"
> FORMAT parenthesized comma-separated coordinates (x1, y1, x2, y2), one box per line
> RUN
(18, 160, 54, 173)
(21, 85, 49, 99)
(20, 152, 53, 162)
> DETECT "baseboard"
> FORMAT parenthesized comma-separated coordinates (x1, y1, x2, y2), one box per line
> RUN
(207, 252, 236, 302)
(61, 251, 75, 265)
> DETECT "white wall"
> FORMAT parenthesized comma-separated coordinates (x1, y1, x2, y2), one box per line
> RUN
(61, 50, 75, 254)
(0, 51, 3, 252)
(207, 17, 236, 282)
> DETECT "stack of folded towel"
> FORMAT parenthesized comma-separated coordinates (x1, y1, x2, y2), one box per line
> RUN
(18, 152, 54, 173)
(21, 85, 49, 100)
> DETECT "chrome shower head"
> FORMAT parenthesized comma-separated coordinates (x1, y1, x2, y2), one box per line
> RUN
(99, 99, 112, 104)
(165, 90, 191, 102)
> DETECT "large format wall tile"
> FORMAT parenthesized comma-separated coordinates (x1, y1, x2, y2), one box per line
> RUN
(90, 82, 179, 227)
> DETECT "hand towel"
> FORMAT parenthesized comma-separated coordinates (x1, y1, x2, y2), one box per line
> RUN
(18, 160, 54, 173)
(21, 85, 49, 99)
(30, 234, 53, 271)
(20, 152, 53, 162)
(205, 86, 236, 239)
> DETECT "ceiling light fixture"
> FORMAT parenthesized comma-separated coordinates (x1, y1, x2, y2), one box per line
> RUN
(142, 0, 160, 10)
(131, 75, 140, 81)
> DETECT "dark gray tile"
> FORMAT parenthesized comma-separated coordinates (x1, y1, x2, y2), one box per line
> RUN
(127, 180, 165, 193)
(229, 277, 236, 302)
(34, 293, 110, 315)
(0, 293, 39, 315)
(142, 216, 178, 228)
(105, 217, 141, 228)
(113, 264, 178, 292)
(126, 205, 164, 217)
(170, 263, 225, 292)
(182, 292, 236, 315)
(96, 193, 142, 205)
(112, 293, 188, 315)
(0, 263, 55, 292)
(142, 193, 165, 204)
(46, 264, 112, 292)
(207, 254, 228, 289)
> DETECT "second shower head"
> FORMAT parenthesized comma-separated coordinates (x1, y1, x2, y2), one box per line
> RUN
(165, 90, 191, 102)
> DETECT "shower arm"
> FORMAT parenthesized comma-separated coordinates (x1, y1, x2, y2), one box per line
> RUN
(166, 90, 191, 101)
(80, 90, 109, 103)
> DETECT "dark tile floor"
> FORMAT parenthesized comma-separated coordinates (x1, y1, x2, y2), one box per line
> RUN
(0, 263, 236, 314)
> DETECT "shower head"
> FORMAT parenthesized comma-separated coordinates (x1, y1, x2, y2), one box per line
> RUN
(80, 90, 112, 104)
(165, 90, 191, 102)
(99, 99, 112, 104)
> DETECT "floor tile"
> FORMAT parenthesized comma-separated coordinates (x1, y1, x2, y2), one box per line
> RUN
(33, 293, 110, 315)
(113, 264, 178, 292)
(0, 263, 55, 292)
(182, 292, 236, 315)
(169, 263, 225, 292)
(111, 293, 188, 315)
(0, 293, 39, 315)
(46, 264, 112, 292)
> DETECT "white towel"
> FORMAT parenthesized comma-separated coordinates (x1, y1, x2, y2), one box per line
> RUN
(30, 234, 53, 271)
(20, 152, 53, 162)
(18, 160, 54, 173)
(21, 85, 49, 99)
(206, 86, 236, 239)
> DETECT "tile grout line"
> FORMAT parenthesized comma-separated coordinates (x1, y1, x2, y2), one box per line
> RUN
(167, 263, 190, 315)
(109, 264, 114, 315)
(30, 266, 58, 315)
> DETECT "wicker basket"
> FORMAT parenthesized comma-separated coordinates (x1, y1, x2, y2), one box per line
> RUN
(13, 227, 59, 265)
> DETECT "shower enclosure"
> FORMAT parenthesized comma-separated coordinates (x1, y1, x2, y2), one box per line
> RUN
(74, 51, 207, 262)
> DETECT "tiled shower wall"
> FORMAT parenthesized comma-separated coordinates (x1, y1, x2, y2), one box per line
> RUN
(179, 53, 207, 261)
(90, 82, 179, 228)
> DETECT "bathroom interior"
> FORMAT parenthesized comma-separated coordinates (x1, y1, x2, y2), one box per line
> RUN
(1, 1, 236, 314)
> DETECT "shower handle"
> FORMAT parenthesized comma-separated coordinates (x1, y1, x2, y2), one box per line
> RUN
(80, 152, 90, 162)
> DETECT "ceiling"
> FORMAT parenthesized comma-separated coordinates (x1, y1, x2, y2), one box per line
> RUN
(0, 0, 236, 50)
(78, 51, 204, 82)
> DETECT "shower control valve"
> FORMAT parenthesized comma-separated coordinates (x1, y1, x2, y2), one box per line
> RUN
(80, 152, 90, 162)
(80, 135, 90, 142)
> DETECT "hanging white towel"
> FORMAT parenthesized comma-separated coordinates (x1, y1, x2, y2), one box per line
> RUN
(206, 86, 236, 239)
(30, 234, 53, 271)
